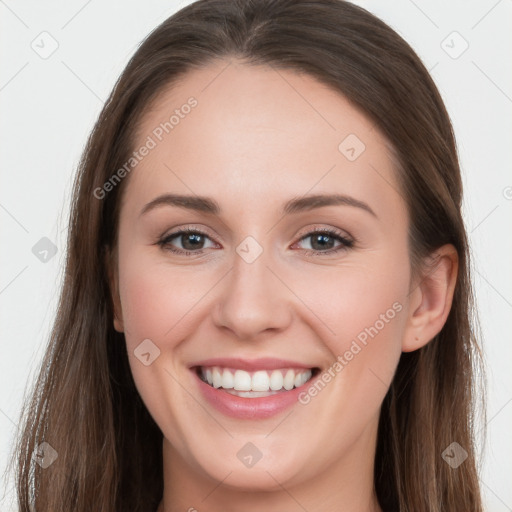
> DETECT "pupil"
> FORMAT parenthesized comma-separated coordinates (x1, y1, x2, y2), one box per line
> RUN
(311, 234, 333, 251)
(182, 233, 203, 250)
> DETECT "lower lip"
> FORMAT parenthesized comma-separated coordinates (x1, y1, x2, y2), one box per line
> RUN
(192, 370, 316, 419)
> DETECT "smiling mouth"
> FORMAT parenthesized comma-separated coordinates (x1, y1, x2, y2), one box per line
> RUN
(194, 366, 320, 397)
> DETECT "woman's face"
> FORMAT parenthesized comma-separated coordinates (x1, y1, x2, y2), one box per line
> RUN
(112, 60, 415, 492)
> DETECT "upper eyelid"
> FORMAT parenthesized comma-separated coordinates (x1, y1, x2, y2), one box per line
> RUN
(162, 226, 219, 244)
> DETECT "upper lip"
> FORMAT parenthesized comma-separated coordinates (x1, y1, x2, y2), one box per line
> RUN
(190, 357, 316, 372)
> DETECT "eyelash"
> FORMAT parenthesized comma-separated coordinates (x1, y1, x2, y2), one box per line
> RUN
(156, 226, 355, 257)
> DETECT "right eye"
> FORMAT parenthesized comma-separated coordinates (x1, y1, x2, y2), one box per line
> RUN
(157, 228, 219, 255)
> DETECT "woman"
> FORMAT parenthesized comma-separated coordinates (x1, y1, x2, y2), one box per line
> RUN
(9, 0, 485, 510)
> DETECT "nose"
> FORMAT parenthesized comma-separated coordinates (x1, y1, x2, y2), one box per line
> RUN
(212, 245, 293, 340)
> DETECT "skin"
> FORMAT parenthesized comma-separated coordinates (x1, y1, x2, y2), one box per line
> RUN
(108, 59, 458, 512)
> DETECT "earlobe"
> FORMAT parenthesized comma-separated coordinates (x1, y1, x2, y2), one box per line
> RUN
(113, 310, 124, 333)
(402, 244, 458, 352)
(104, 246, 124, 333)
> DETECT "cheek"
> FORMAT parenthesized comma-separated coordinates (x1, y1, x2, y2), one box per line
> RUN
(291, 254, 409, 412)
(290, 253, 409, 354)
(117, 253, 212, 346)
(116, 254, 211, 443)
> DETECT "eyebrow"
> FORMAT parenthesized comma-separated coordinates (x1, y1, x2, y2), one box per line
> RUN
(139, 193, 377, 218)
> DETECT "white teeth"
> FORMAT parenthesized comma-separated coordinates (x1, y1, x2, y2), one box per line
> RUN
(224, 390, 281, 397)
(233, 369, 252, 391)
(283, 369, 295, 390)
(269, 370, 284, 390)
(201, 366, 313, 392)
(294, 371, 310, 388)
(212, 368, 222, 388)
(221, 368, 234, 389)
(251, 371, 270, 391)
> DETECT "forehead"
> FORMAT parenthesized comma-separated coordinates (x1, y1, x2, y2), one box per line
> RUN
(124, 59, 404, 223)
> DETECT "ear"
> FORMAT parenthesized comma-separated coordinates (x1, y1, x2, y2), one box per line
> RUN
(104, 246, 124, 333)
(402, 244, 458, 352)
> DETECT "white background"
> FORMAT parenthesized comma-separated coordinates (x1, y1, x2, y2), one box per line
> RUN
(1, 0, 511, 510)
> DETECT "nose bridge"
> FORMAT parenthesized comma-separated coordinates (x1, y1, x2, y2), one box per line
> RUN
(213, 237, 291, 339)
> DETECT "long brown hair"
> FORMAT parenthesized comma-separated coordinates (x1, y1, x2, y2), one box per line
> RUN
(7, 1, 485, 510)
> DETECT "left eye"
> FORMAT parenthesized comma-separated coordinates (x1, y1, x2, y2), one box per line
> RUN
(157, 228, 354, 255)
(295, 230, 354, 253)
